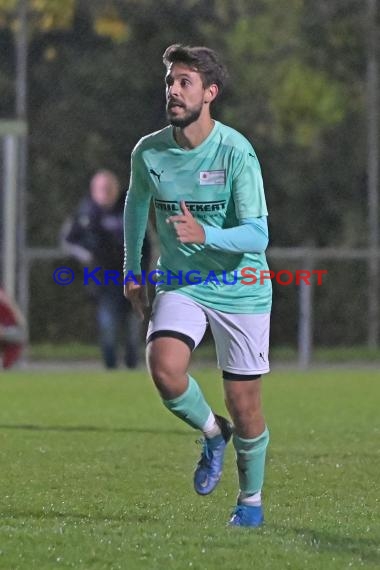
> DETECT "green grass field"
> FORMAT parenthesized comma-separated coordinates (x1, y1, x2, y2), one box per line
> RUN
(0, 369, 379, 570)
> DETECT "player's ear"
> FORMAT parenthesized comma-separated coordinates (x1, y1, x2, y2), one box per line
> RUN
(204, 83, 218, 104)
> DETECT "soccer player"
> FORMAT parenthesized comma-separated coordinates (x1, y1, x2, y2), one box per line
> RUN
(123, 44, 272, 527)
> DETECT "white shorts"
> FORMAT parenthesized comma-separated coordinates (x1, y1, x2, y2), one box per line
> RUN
(146, 292, 270, 377)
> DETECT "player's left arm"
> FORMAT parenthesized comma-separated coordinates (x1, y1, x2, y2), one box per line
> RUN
(201, 216, 268, 253)
(202, 148, 269, 253)
(167, 149, 269, 253)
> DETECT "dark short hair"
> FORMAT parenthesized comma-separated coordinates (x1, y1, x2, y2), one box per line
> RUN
(162, 44, 228, 93)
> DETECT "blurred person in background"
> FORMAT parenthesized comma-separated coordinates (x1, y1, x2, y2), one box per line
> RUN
(0, 288, 26, 370)
(62, 169, 151, 370)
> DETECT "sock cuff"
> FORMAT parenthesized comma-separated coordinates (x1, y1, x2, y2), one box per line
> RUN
(233, 426, 269, 452)
(161, 375, 211, 431)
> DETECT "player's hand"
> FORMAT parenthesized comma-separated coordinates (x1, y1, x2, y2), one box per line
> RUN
(124, 277, 148, 320)
(166, 201, 205, 244)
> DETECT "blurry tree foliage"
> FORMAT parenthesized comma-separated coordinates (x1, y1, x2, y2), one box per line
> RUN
(0, 0, 374, 346)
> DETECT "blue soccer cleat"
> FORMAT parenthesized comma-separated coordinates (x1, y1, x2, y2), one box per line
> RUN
(228, 504, 264, 527)
(193, 414, 233, 495)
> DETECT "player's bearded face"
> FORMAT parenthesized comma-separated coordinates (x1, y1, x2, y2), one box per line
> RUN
(165, 64, 205, 128)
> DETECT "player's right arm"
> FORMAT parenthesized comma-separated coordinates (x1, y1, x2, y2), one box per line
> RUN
(123, 146, 152, 318)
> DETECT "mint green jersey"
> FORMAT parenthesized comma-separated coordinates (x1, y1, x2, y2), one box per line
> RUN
(124, 120, 272, 314)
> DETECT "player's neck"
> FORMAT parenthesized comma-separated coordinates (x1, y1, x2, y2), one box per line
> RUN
(174, 117, 215, 150)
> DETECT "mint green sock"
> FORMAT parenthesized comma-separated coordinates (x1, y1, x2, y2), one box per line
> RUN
(233, 427, 270, 495)
(162, 375, 212, 430)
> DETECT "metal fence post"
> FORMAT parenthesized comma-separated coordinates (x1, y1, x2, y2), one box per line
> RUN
(298, 255, 314, 369)
(2, 135, 18, 299)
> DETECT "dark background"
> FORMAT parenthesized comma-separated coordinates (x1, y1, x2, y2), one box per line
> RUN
(0, 0, 377, 349)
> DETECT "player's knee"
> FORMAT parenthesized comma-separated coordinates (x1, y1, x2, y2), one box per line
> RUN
(149, 364, 187, 400)
(146, 348, 183, 394)
(146, 336, 190, 387)
(228, 400, 261, 423)
(148, 359, 175, 387)
(225, 387, 262, 419)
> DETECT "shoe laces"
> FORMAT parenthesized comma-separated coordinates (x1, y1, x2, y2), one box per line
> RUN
(231, 505, 245, 522)
(195, 437, 212, 464)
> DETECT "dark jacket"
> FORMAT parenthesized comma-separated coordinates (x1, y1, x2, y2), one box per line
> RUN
(62, 195, 151, 273)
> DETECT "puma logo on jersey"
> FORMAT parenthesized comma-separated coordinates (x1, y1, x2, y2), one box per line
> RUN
(149, 168, 163, 182)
